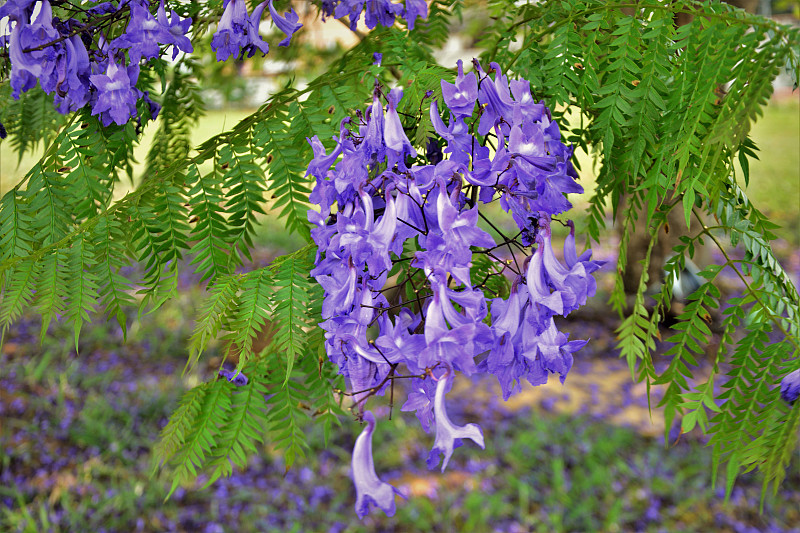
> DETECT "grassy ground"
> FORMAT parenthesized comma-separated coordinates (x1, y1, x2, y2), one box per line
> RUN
(739, 98, 800, 241)
(2, 289, 799, 532)
(1, 222, 799, 532)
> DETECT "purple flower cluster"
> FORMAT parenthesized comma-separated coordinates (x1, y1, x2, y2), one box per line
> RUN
(209, 0, 303, 61)
(320, 0, 427, 30)
(1, 1, 425, 123)
(306, 60, 603, 518)
(1, 0, 192, 124)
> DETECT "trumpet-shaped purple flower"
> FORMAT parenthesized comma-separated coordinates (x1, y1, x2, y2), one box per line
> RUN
(89, 59, 141, 126)
(52, 35, 92, 113)
(112, 0, 175, 63)
(781, 369, 800, 404)
(420, 291, 481, 375)
(508, 78, 545, 124)
(435, 183, 495, 256)
(9, 23, 45, 98)
(363, 0, 403, 30)
(427, 369, 485, 472)
(334, 0, 366, 30)
(157, 0, 194, 59)
(401, 377, 436, 432)
(479, 284, 527, 399)
(522, 315, 585, 384)
(0, 0, 35, 21)
(563, 220, 604, 282)
(525, 216, 597, 316)
(404, 0, 428, 29)
(362, 90, 386, 162)
(316, 261, 358, 319)
(475, 61, 514, 136)
(539, 220, 595, 315)
(268, 0, 302, 47)
(526, 238, 565, 316)
(384, 88, 417, 170)
(352, 411, 402, 518)
(429, 100, 473, 166)
(376, 308, 426, 364)
(306, 135, 343, 179)
(326, 0, 426, 30)
(441, 60, 478, 118)
(8, 0, 59, 98)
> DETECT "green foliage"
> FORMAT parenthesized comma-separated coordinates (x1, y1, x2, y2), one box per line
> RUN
(491, 0, 799, 499)
(0, 0, 798, 501)
(145, 59, 206, 179)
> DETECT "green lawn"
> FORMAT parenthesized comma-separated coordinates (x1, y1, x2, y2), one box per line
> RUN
(739, 98, 799, 242)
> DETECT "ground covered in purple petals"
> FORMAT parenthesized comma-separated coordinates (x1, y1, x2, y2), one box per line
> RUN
(1, 237, 799, 532)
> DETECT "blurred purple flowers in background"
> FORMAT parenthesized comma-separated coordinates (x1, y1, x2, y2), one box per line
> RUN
(780, 368, 800, 404)
(219, 368, 249, 386)
(306, 60, 603, 517)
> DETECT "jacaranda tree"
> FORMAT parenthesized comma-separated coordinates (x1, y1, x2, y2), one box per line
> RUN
(0, 0, 798, 517)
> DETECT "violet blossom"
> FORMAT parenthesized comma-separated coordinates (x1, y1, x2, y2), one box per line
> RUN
(352, 411, 402, 518)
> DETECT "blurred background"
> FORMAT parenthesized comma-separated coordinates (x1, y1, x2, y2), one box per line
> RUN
(0, 1, 799, 531)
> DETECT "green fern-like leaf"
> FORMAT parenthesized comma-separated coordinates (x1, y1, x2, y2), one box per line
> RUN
(165, 379, 233, 498)
(268, 246, 314, 382)
(205, 369, 270, 485)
